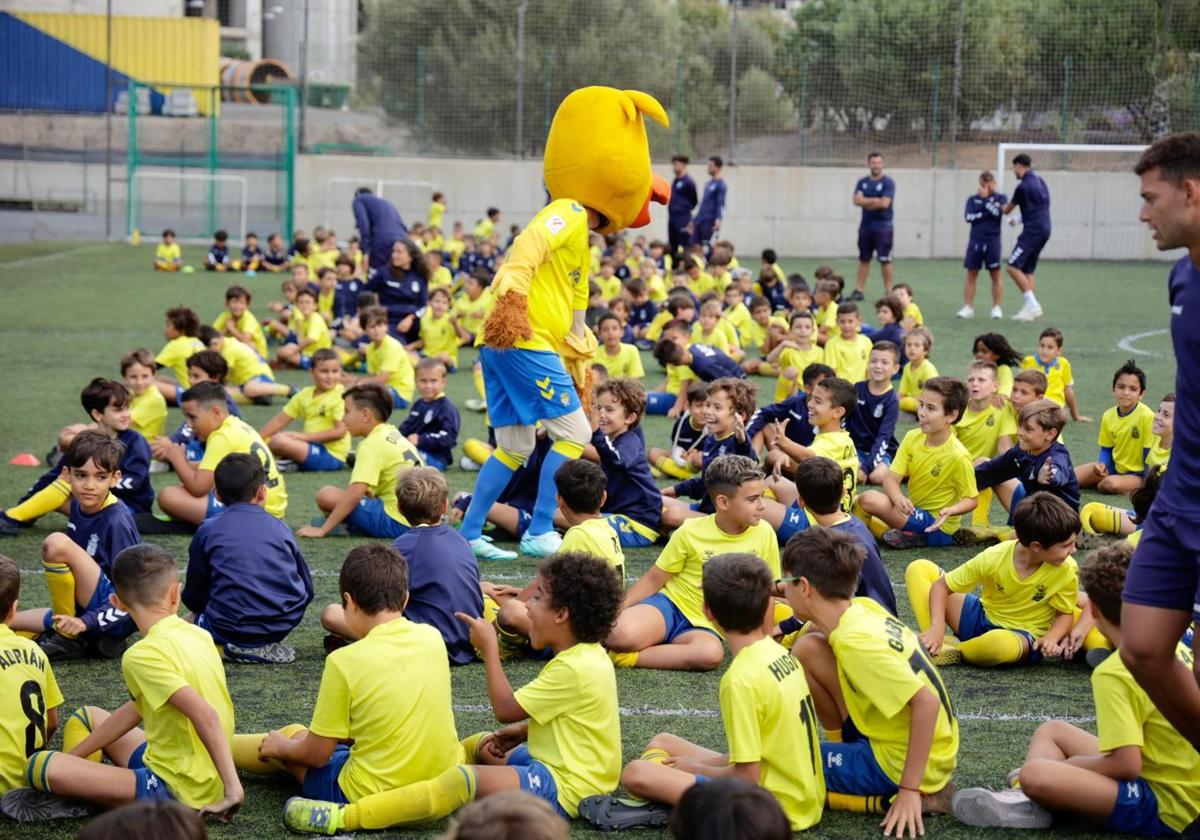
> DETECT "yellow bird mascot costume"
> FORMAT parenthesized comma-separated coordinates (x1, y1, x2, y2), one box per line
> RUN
(461, 86, 671, 561)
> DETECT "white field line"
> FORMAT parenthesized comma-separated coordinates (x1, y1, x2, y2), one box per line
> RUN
(0, 243, 109, 271)
(1117, 328, 1170, 358)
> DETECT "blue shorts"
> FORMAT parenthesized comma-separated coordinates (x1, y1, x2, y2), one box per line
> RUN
(204, 490, 227, 520)
(302, 443, 346, 472)
(901, 508, 956, 548)
(419, 450, 450, 472)
(1125, 506, 1200, 623)
(506, 744, 569, 819)
(778, 502, 813, 544)
(301, 744, 350, 805)
(81, 573, 134, 638)
(388, 388, 410, 411)
(479, 347, 582, 428)
(174, 385, 185, 405)
(858, 227, 894, 263)
(638, 592, 721, 644)
(128, 743, 175, 802)
(957, 593, 1041, 664)
(858, 446, 895, 473)
(194, 612, 233, 646)
(1009, 230, 1050, 274)
(964, 237, 1003, 271)
(645, 391, 675, 416)
(345, 496, 409, 539)
(604, 514, 657, 548)
(249, 374, 274, 385)
(1104, 778, 1176, 837)
(299, 354, 313, 370)
(820, 729, 898, 796)
(690, 220, 716, 247)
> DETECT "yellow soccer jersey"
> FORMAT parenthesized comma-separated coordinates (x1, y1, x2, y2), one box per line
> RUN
(310, 248, 338, 273)
(452, 289, 494, 338)
(689, 272, 718, 297)
(1021, 355, 1073, 407)
(213, 310, 268, 359)
(891, 429, 977, 532)
(829, 599, 958, 791)
(645, 272, 667, 302)
(814, 302, 838, 334)
(598, 274, 623, 302)
(1093, 643, 1200, 832)
(294, 310, 333, 353)
(0, 625, 63, 792)
(1099, 402, 1155, 475)
(473, 217, 495, 241)
(130, 386, 167, 441)
(903, 302, 924, 327)
(955, 403, 1017, 460)
(1146, 438, 1170, 472)
(775, 345, 824, 402)
(657, 516, 780, 634)
(156, 336, 205, 386)
(720, 637, 825, 831)
(365, 335, 416, 404)
(122, 615, 235, 809)
(899, 359, 939, 404)
(445, 238, 466, 269)
(944, 540, 1078, 637)
(220, 337, 272, 387)
(560, 517, 625, 579)
(428, 265, 453, 294)
(811, 430, 859, 513)
(155, 242, 181, 264)
(996, 364, 1014, 398)
(351, 422, 423, 524)
(644, 309, 675, 343)
(428, 200, 446, 230)
(283, 385, 350, 462)
(514, 642, 621, 818)
(665, 360, 696, 397)
(690, 324, 733, 355)
(724, 302, 752, 337)
(317, 289, 336, 322)
(593, 343, 645, 380)
(419, 312, 461, 367)
(823, 333, 873, 383)
(198, 415, 287, 518)
(310, 618, 463, 801)
(741, 315, 788, 354)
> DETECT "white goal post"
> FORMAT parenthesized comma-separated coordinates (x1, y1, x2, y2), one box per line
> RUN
(323, 177, 437, 239)
(128, 171, 248, 245)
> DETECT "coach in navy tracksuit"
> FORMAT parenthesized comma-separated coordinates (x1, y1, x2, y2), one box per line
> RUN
(352, 188, 409, 276)
(1003, 153, 1052, 321)
(690, 156, 727, 251)
(668, 155, 698, 259)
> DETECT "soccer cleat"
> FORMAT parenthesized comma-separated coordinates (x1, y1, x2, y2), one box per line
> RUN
(1085, 648, 1113, 670)
(323, 634, 350, 654)
(990, 305, 1004, 319)
(0, 513, 20, 537)
(578, 794, 671, 832)
(952, 788, 1052, 829)
(148, 459, 170, 474)
(931, 644, 963, 666)
(225, 641, 297, 665)
(277, 459, 300, 473)
(470, 536, 518, 562)
(459, 456, 481, 472)
(953, 526, 1001, 548)
(0, 788, 95, 823)
(956, 305, 975, 319)
(520, 530, 563, 558)
(881, 529, 928, 550)
(463, 398, 488, 413)
(1010, 302, 1044, 322)
(283, 796, 344, 835)
(846, 289, 865, 302)
(35, 632, 89, 662)
(91, 635, 127, 660)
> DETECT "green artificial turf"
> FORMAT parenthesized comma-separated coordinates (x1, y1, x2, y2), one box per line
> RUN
(0, 242, 1179, 838)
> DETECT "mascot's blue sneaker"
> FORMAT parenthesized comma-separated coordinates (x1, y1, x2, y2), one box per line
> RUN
(470, 536, 518, 562)
(520, 530, 563, 558)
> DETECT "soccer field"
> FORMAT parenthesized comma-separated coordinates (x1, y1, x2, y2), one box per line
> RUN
(0, 242, 1179, 839)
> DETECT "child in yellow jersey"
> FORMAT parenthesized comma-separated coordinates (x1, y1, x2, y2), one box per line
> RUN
(786, 528, 958, 837)
(812, 279, 841, 346)
(412, 288, 468, 372)
(595, 258, 622, 301)
(738, 298, 789, 372)
(898, 327, 937, 414)
(276, 288, 333, 370)
(260, 349, 350, 472)
(122, 349, 167, 441)
(238, 543, 465, 818)
(855, 377, 977, 549)
(767, 376, 858, 512)
(429, 191, 446, 228)
(684, 256, 716, 297)
(893, 282, 923, 329)
(1000, 369, 1048, 453)
(823, 303, 874, 383)
(907, 492, 1079, 668)
(1021, 327, 1089, 421)
(156, 381, 287, 525)
(213, 285, 268, 358)
(153, 306, 205, 405)
(581, 553, 825, 832)
(956, 361, 1016, 526)
(644, 292, 695, 348)
(690, 299, 737, 358)
(24, 545, 240, 816)
(763, 311, 824, 402)
(315, 267, 338, 323)
(450, 273, 494, 342)
(721, 282, 752, 335)
(153, 228, 182, 271)
(0, 556, 63, 794)
(352, 305, 416, 409)
(593, 313, 645, 380)
(297, 384, 421, 540)
(607, 455, 779, 672)
(199, 326, 291, 405)
(1076, 360, 1155, 495)
(954, 542, 1200, 835)
(284, 552, 624, 833)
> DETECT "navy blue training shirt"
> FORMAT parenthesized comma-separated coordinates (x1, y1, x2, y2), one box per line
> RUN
(592, 427, 662, 532)
(855, 175, 896, 229)
(1012, 170, 1051, 234)
(394, 523, 483, 666)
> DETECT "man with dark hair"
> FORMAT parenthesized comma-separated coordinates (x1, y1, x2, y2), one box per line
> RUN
(1121, 131, 1200, 752)
(667, 155, 698, 260)
(351, 188, 408, 278)
(850, 152, 896, 300)
(1004, 153, 1051, 321)
(689, 156, 726, 252)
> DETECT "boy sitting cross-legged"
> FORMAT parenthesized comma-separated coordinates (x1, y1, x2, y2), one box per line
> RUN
(259, 348, 351, 473)
(579, 552, 826, 833)
(398, 358, 461, 472)
(606, 455, 779, 672)
(952, 542, 1200, 834)
(283, 552, 625, 834)
(763, 375, 858, 511)
(786, 528, 959, 839)
(1074, 360, 1156, 496)
(847, 341, 901, 486)
(906, 492, 1080, 668)
(587, 378, 662, 550)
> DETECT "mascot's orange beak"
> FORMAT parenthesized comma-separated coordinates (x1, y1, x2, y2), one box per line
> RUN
(629, 174, 672, 229)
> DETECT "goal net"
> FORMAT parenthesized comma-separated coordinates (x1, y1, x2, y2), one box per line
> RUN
(323, 178, 437, 243)
(128, 171, 249, 245)
(995, 143, 1166, 262)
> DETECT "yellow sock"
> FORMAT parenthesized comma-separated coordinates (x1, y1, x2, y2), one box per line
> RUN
(343, 765, 477, 830)
(972, 487, 993, 527)
(959, 629, 1025, 667)
(759, 362, 779, 377)
(824, 727, 843, 743)
(867, 515, 889, 540)
(42, 562, 77, 620)
(458, 732, 490, 763)
(904, 559, 943, 631)
(472, 365, 486, 400)
(463, 438, 493, 466)
(233, 723, 307, 774)
(6, 479, 71, 522)
(638, 747, 670, 765)
(1083, 626, 1112, 651)
(899, 395, 917, 413)
(62, 708, 101, 762)
(1081, 501, 1123, 536)
(826, 792, 890, 815)
(850, 497, 871, 526)
(608, 650, 639, 668)
(25, 751, 55, 792)
(656, 457, 693, 480)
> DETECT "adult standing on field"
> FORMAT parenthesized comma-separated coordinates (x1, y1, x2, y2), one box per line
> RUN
(958, 171, 1008, 320)
(1003, 154, 1050, 322)
(1121, 131, 1200, 754)
(667, 155, 698, 261)
(352, 187, 408, 278)
(850, 152, 895, 301)
(689, 155, 726, 254)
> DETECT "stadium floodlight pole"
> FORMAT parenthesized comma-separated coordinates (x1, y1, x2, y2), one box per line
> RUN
(515, 0, 528, 158)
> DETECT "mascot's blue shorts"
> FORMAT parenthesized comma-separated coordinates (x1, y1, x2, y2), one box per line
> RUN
(479, 347, 581, 427)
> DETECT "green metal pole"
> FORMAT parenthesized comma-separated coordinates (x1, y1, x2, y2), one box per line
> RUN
(798, 56, 809, 166)
(673, 54, 684, 152)
(207, 84, 218, 236)
(1193, 64, 1200, 130)
(1060, 56, 1072, 142)
(284, 86, 296, 238)
(930, 58, 941, 167)
(125, 80, 138, 240)
(416, 45, 426, 155)
(543, 47, 554, 141)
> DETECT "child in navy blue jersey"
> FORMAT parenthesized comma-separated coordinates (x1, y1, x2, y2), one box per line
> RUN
(399, 358, 461, 471)
(11, 431, 140, 661)
(325, 468, 483, 665)
(183, 453, 312, 664)
(588, 379, 662, 548)
(649, 381, 708, 481)
(236, 231, 263, 272)
(653, 323, 746, 382)
(848, 341, 901, 485)
(203, 229, 232, 271)
(869, 296, 907, 357)
(626, 278, 659, 348)
(749, 363, 834, 482)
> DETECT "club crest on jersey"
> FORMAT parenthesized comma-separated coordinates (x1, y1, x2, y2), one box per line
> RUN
(931, 463, 942, 477)
(424, 410, 434, 424)
(1131, 427, 1140, 439)
(986, 416, 995, 427)
(1031, 584, 1047, 602)
(86, 534, 99, 557)
(874, 404, 884, 418)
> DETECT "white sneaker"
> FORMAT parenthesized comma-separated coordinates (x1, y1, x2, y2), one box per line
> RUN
(459, 456, 480, 472)
(956, 305, 974, 319)
(952, 788, 1052, 829)
(990, 305, 1003, 319)
(464, 398, 487, 413)
(1011, 302, 1043, 322)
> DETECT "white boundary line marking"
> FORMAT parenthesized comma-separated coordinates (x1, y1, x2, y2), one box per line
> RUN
(1117, 328, 1170, 358)
(0, 244, 109, 271)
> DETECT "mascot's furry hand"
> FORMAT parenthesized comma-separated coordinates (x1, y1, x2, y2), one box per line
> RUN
(561, 328, 599, 416)
(481, 291, 532, 349)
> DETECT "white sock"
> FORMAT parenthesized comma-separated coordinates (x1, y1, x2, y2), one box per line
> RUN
(1023, 290, 1038, 306)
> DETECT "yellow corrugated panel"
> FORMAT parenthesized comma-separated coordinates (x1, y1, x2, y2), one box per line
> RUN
(14, 12, 220, 114)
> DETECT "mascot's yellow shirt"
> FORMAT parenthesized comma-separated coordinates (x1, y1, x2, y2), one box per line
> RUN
(487, 198, 590, 353)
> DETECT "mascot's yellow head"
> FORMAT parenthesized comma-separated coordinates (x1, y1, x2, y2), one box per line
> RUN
(543, 87, 671, 235)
